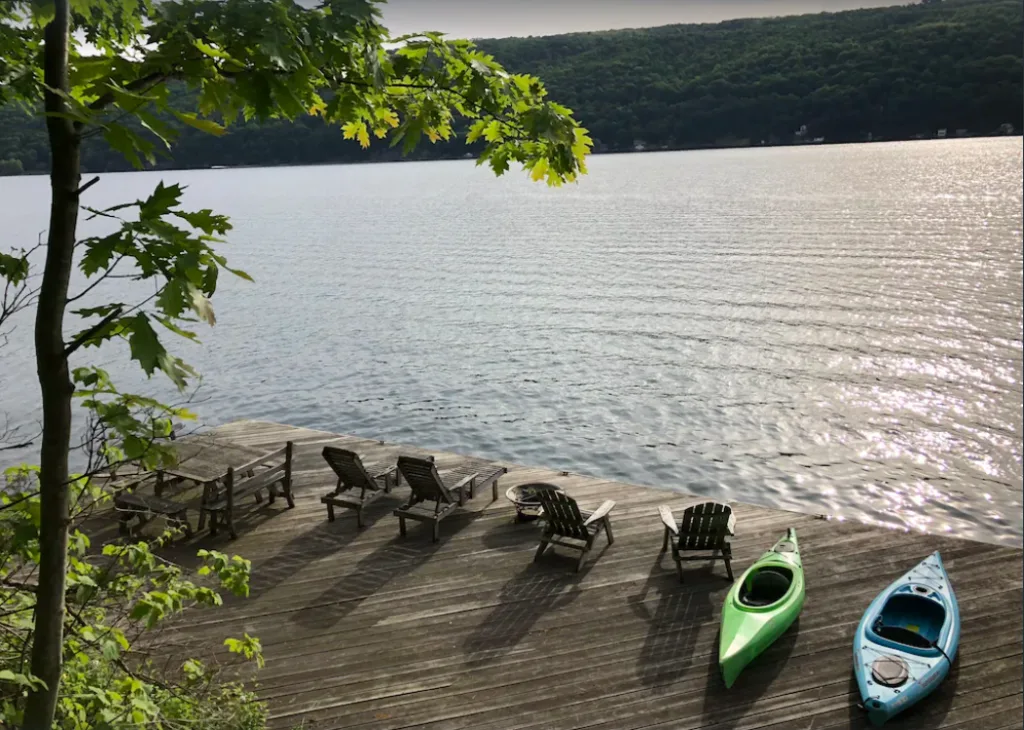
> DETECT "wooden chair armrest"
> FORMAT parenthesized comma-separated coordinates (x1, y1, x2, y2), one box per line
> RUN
(584, 500, 616, 526)
(658, 505, 678, 535)
(451, 472, 479, 492)
(726, 512, 737, 536)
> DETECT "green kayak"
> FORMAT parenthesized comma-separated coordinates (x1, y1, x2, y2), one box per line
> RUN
(719, 528, 805, 688)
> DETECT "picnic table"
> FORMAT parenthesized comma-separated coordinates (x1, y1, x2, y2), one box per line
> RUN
(115, 433, 275, 537)
(157, 433, 269, 491)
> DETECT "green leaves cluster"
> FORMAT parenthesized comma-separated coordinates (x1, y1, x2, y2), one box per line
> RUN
(71, 181, 245, 391)
(1, 482, 265, 729)
(3, 0, 590, 183)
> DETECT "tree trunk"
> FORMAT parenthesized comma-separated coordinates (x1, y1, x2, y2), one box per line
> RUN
(24, 2, 80, 727)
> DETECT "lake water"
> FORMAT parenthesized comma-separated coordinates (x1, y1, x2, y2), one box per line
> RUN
(1, 138, 1021, 546)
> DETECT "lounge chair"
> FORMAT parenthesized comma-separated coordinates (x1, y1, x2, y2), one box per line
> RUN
(394, 455, 506, 542)
(659, 501, 735, 582)
(534, 490, 615, 572)
(320, 446, 400, 527)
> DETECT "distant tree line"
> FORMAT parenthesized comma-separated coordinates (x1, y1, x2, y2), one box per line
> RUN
(1, 0, 1021, 175)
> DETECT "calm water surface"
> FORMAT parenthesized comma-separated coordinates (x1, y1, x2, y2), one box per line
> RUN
(2, 139, 1021, 546)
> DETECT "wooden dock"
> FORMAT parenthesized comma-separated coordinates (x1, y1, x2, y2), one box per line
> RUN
(155, 420, 1023, 730)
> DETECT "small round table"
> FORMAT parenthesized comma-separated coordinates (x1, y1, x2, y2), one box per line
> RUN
(505, 482, 564, 523)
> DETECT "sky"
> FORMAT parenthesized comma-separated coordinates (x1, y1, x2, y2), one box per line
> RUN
(371, 1, 915, 39)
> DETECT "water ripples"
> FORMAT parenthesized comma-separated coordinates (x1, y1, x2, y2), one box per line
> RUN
(0, 138, 1021, 546)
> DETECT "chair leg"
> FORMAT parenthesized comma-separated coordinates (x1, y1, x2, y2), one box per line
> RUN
(603, 517, 614, 545)
(326, 503, 335, 522)
(357, 506, 365, 529)
(398, 515, 407, 537)
(661, 526, 669, 552)
(227, 509, 237, 540)
(575, 549, 588, 573)
(674, 552, 684, 583)
(534, 537, 550, 562)
(432, 519, 440, 543)
(724, 551, 734, 581)
(577, 537, 595, 573)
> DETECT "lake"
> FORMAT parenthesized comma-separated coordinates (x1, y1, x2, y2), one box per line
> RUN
(1, 138, 1021, 546)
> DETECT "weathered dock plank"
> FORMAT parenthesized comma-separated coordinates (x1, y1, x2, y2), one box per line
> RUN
(151, 420, 1022, 730)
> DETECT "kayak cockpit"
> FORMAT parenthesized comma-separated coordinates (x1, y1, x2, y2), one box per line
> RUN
(868, 592, 946, 655)
(739, 566, 793, 608)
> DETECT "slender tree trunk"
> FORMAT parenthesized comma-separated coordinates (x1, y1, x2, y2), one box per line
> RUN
(24, 2, 80, 728)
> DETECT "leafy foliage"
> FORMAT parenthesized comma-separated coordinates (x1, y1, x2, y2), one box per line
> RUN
(0, 477, 266, 729)
(0, 0, 590, 182)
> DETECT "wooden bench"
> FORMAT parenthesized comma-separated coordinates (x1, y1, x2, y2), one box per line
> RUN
(108, 468, 191, 536)
(114, 488, 192, 537)
(200, 442, 294, 539)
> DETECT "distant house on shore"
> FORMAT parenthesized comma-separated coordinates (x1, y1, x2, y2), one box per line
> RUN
(937, 128, 947, 138)
(998, 122, 1015, 135)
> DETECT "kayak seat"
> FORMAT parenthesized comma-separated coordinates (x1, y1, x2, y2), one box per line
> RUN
(870, 593, 946, 648)
(739, 567, 792, 607)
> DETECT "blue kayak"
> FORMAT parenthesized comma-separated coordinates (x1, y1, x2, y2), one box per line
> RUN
(854, 551, 960, 726)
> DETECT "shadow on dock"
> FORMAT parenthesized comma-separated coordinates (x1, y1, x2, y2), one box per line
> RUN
(629, 556, 723, 691)
(463, 561, 585, 665)
(290, 513, 475, 630)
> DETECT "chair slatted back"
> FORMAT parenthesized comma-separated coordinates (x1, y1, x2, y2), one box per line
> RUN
(322, 447, 379, 497)
(397, 456, 455, 506)
(677, 502, 732, 551)
(538, 490, 588, 540)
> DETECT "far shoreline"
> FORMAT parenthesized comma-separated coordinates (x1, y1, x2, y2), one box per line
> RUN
(3, 131, 1021, 178)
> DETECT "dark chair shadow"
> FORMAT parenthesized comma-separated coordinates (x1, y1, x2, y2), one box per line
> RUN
(697, 618, 800, 730)
(289, 511, 476, 631)
(160, 490, 404, 603)
(463, 560, 585, 666)
(629, 555, 724, 691)
(478, 517, 547, 551)
(846, 652, 960, 730)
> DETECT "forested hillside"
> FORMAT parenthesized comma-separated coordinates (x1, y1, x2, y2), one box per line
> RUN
(1, 0, 1020, 175)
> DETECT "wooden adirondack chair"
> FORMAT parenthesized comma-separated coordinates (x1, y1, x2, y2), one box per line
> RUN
(320, 447, 399, 527)
(394, 455, 507, 542)
(659, 501, 735, 582)
(535, 491, 615, 572)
